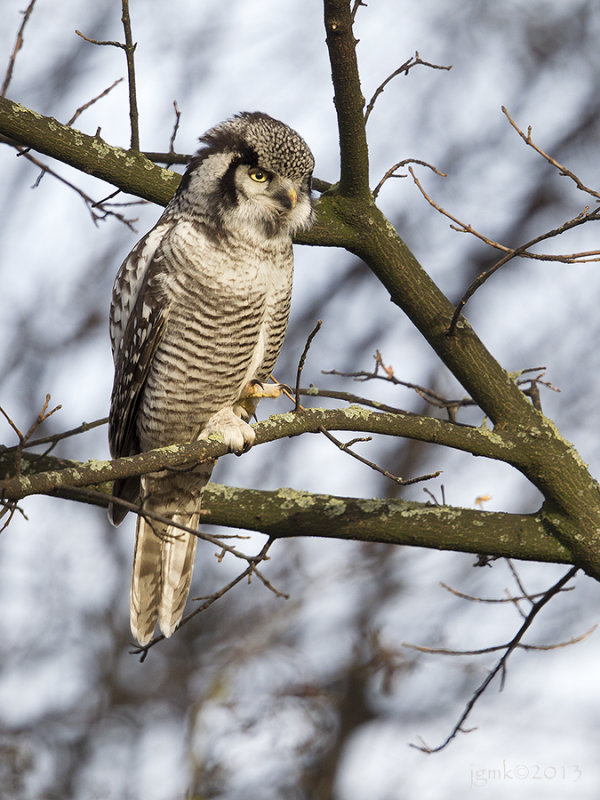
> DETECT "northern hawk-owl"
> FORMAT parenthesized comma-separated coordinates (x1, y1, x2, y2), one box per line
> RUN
(108, 112, 314, 645)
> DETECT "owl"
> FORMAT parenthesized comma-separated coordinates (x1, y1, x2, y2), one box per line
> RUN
(108, 112, 314, 645)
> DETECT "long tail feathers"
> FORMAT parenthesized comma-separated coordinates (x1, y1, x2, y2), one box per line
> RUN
(130, 511, 199, 645)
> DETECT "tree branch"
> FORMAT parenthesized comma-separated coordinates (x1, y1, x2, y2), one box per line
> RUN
(0, 96, 179, 206)
(0, 405, 523, 502)
(120, 0, 140, 150)
(200, 485, 571, 567)
(0, 452, 573, 567)
(1, 0, 38, 98)
(323, 0, 370, 198)
(410, 565, 579, 752)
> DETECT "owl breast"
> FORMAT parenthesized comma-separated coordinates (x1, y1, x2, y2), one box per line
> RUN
(137, 219, 293, 450)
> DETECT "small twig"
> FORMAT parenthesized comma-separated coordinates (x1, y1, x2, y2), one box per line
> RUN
(411, 134, 600, 335)
(423, 485, 446, 506)
(365, 52, 452, 123)
(448, 207, 599, 335)
(323, 350, 476, 419)
(76, 0, 140, 150)
(408, 166, 600, 334)
(1, 0, 38, 98)
(1, 395, 62, 480)
(411, 165, 600, 264)
(318, 425, 441, 486)
(295, 321, 322, 411)
(404, 624, 596, 656)
(0, 405, 24, 441)
(120, 0, 139, 150)
(75, 31, 125, 48)
(439, 581, 573, 605)
(4, 416, 108, 453)
(169, 101, 181, 153)
(65, 78, 124, 127)
(516, 368, 560, 413)
(350, 0, 366, 22)
(373, 158, 446, 199)
(103, 492, 271, 564)
(0, 500, 28, 533)
(10, 145, 138, 229)
(300, 386, 405, 415)
(409, 566, 579, 753)
(502, 105, 600, 202)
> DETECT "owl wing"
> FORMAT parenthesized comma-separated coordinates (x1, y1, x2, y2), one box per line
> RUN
(108, 235, 173, 525)
(110, 219, 173, 357)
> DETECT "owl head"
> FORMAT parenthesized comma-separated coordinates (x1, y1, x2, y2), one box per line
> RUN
(175, 112, 315, 239)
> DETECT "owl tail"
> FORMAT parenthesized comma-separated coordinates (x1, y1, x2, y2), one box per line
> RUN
(130, 511, 199, 645)
(130, 469, 212, 646)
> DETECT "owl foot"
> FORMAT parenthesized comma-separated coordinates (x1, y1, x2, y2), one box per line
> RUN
(234, 380, 290, 421)
(241, 379, 290, 400)
(201, 408, 255, 455)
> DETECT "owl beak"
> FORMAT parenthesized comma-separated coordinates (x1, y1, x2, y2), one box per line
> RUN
(288, 187, 298, 209)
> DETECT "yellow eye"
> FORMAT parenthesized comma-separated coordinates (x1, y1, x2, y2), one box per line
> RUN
(249, 167, 269, 183)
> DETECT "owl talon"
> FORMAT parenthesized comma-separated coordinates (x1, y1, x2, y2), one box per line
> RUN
(235, 439, 253, 456)
(240, 380, 289, 400)
(201, 408, 255, 454)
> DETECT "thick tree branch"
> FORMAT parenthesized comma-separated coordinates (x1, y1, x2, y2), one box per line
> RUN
(0, 96, 179, 205)
(201, 485, 571, 566)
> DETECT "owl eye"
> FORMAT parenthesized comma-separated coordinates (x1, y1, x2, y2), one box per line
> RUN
(248, 167, 269, 183)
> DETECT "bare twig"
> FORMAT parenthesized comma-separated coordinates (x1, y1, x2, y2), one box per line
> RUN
(423, 485, 446, 506)
(439, 581, 573, 605)
(25, 78, 124, 191)
(75, 31, 124, 48)
(4, 68, 137, 227)
(4, 416, 108, 453)
(101, 492, 265, 563)
(409, 566, 579, 753)
(318, 425, 441, 486)
(76, 0, 140, 150)
(1, 395, 62, 481)
(120, 0, 139, 150)
(448, 206, 599, 334)
(1, 0, 38, 98)
(373, 158, 447, 199)
(294, 321, 322, 411)
(365, 52, 452, 123)
(65, 78, 124, 127)
(300, 386, 406, 416)
(323, 350, 476, 420)
(350, 0, 366, 22)
(404, 623, 595, 656)
(169, 101, 181, 153)
(502, 105, 600, 201)
(7, 142, 138, 229)
(0, 499, 28, 533)
(408, 123, 600, 334)
(410, 165, 600, 267)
